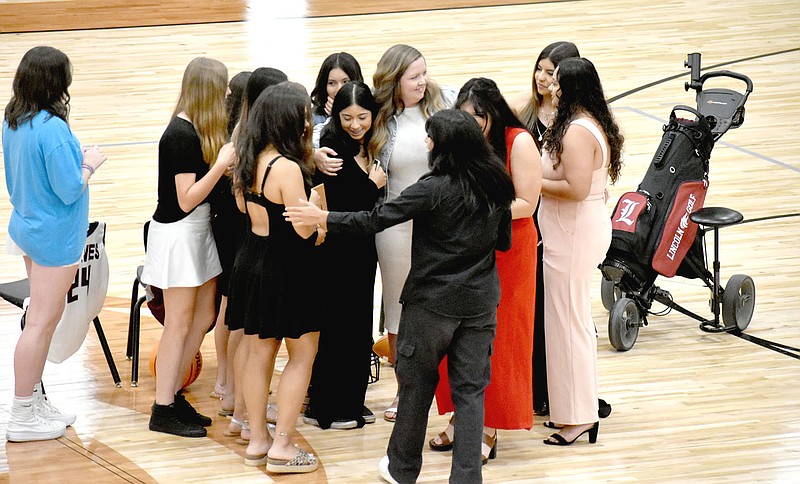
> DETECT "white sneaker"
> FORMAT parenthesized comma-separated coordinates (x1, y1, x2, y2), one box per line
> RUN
(6, 400, 67, 442)
(378, 455, 400, 484)
(33, 383, 76, 426)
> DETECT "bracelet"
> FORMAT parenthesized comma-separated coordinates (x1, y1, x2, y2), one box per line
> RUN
(81, 164, 95, 175)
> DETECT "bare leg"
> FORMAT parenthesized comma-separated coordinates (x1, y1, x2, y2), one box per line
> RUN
(172, 278, 216, 395)
(228, 331, 248, 435)
(384, 331, 400, 421)
(156, 286, 198, 405)
(212, 295, 230, 397)
(220, 327, 242, 412)
(269, 331, 319, 460)
(14, 257, 78, 397)
(243, 335, 280, 457)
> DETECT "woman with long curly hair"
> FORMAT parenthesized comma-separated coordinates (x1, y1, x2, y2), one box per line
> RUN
(539, 57, 624, 446)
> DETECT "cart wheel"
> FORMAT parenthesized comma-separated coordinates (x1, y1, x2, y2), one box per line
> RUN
(600, 277, 623, 311)
(608, 297, 640, 351)
(722, 274, 755, 332)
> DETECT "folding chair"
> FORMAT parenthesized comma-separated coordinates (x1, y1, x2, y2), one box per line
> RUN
(0, 222, 121, 387)
(126, 221, 155, 387)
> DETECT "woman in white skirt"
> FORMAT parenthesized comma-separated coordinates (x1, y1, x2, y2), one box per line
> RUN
(141, 57, 236, 438)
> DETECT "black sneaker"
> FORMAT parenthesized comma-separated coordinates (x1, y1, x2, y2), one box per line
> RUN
(302, 405, 320, 427)
(173, 391, 212, 427)
(149, 402, 207, 438)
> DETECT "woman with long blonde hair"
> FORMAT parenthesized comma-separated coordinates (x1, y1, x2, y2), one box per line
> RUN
(141, 56, 236, 438)
(368, 44, 455, 423)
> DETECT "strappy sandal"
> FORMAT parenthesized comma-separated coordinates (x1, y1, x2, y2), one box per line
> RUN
(543, 421, 563, 429)
(210, 384, 226, 399)
(481, 430, 497, 465)
(266, 449, 318, 474)
(428, 415, 455, 451)
(224, 417, 249, 437)
(383, 406, 398, 423)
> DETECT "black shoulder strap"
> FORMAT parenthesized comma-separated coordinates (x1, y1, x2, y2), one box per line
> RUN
(259, 156, 282, 195)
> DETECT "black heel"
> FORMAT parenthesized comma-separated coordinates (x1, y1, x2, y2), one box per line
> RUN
(481, 431, 497, 465)
(588, 421, 599, 443)
(543, 422, 599, 446)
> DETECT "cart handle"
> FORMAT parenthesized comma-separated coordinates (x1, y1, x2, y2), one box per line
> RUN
(670, 104, 704, 121)
(691, 70, 754, 94)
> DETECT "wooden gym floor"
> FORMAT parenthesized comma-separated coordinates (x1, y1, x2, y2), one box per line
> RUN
(0, 0, 799, 482)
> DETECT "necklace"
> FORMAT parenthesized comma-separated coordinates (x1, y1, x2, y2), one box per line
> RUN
(537, 108, 555, 142)
(535, 119, 548, 142)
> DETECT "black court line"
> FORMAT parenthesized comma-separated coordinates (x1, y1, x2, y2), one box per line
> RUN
(608, 47, 800, 104)
(733, 332, 800, 361)
(58, 436, 148, 484)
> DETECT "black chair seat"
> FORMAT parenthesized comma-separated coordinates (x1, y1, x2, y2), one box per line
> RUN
(0, 279, 30, 308)
(690, 206, 743, 228)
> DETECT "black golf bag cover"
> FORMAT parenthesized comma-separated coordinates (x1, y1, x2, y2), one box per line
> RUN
(604, 106, 714, 284)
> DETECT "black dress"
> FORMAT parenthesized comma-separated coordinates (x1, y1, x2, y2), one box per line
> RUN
(225, 156, 320, 339)
(306, 135, 381, 428)
(210, 173, 246, 297)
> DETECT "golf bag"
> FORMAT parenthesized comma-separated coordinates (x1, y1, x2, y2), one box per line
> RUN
(604, 105, 714, 288)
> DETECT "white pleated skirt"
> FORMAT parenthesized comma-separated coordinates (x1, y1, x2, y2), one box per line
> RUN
(140, 203, 222, 289)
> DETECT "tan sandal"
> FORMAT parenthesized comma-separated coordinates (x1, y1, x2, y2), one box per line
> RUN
(428, 415, 455, 451)
(481, 430, 497, 465)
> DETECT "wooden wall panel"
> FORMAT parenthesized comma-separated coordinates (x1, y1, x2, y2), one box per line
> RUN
(0, 0, 246, 33)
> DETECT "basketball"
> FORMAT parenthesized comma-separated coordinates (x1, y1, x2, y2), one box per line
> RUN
(148, 340, 203, 389)
(373, 335, 391, 360)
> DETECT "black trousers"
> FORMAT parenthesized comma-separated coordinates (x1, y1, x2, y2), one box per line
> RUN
(387, 303, 496, 484)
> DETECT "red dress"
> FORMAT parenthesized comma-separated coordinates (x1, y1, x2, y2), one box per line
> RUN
(434, 127, 537, 429)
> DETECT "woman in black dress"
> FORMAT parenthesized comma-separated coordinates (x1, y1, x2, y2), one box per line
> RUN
(227, 82, 323, 474)
(303, 81, 386, 429)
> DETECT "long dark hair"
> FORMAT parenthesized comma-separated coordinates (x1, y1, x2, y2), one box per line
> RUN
(518, 41, 580, 134)
(456, 77, 526, 161)
(4, 46, 72, 129)
(544, 57, 624, 183)
(233, 82, 313, 194)
(320, 81, 378, 160)
(310, 52, 364, 117)
(425, 109, 515, 211)
(230, 67, 288, 143)
(226, 70, 252, 138)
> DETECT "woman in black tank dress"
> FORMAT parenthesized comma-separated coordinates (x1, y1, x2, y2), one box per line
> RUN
(227, 82, 324, 475)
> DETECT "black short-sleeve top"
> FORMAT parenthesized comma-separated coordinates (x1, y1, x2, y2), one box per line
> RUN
(152, 117, 210, 223)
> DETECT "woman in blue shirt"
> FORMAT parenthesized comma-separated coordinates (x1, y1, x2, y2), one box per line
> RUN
(3, 46, 106, 443)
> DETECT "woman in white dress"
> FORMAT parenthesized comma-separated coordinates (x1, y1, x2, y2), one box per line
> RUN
(368, 44, 455, 422)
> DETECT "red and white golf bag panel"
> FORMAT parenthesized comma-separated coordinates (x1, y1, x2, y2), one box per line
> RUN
(651, 180, 708, 277)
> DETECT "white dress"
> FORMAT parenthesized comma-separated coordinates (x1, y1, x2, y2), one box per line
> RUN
(375, 106, 430, 333)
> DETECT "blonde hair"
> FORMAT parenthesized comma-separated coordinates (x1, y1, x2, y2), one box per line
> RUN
(172, 57, 229, 165)
(369, 44, 445, 159)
